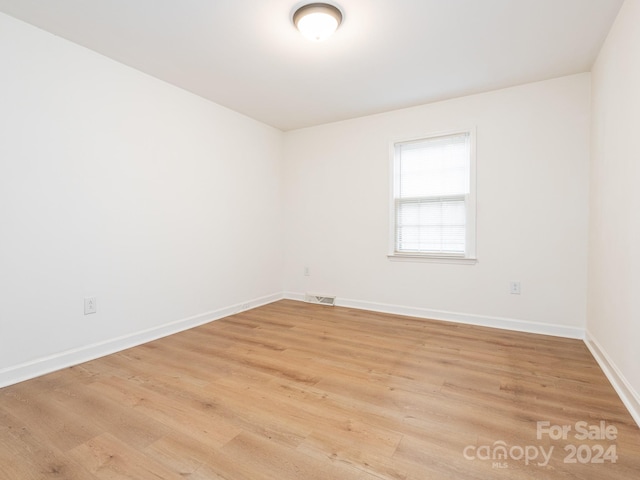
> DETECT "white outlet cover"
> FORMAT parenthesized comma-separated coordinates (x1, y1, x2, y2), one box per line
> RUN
(84, 297, 97, 314)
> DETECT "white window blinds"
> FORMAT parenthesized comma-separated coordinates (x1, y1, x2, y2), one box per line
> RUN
(394, 132, 472, 256)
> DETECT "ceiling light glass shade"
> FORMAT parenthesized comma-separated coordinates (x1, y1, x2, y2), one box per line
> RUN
(293, 3, 343, 41)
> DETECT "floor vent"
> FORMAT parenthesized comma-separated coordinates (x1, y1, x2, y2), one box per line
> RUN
(304, 294, 336, 306)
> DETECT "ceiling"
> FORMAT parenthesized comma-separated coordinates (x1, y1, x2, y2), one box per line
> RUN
(0, 0, 624, 131)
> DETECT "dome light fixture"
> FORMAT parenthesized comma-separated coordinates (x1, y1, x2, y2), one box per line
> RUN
(293, 3, 343, 41)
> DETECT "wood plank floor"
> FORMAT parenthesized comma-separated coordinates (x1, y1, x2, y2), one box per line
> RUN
(1, 300, 639, 479)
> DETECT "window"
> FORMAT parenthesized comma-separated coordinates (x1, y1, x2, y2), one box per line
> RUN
(390, 130, 476, 262)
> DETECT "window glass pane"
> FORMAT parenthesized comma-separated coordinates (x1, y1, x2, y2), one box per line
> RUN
(398, 133, 470, 198)
(396, 199, 466, 253)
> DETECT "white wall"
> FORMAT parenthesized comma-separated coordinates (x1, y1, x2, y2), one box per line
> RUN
(588, 0, 640, 423)
(283, 74, 591, 336)
(0, 13, 284, 385)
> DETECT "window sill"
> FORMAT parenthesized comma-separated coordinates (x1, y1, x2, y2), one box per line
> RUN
(387, 254, 478, 265)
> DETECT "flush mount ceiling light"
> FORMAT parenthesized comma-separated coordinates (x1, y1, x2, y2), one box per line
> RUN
(293, 3, 343, 41)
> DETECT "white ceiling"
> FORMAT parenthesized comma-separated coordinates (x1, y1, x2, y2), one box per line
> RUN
(0, 0, 623, 131)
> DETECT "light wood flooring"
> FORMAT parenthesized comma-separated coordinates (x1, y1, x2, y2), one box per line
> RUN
(1, 300, 639, 479)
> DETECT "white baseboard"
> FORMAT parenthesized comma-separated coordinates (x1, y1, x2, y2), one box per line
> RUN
(584, 331, 640, 428)
(284, 292, 585, 339)
(0, 292, 283, 389)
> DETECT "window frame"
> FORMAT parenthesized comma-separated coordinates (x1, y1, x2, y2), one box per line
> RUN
(388, 128, 477, 264)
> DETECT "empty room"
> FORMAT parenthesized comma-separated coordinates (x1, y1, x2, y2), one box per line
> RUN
(1, 0, 639, 478)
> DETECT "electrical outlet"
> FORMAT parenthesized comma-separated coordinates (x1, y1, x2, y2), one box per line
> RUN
(304, 266, 310, 276)
(510, 281, 521, 295)
(84, 297, 97, 315)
